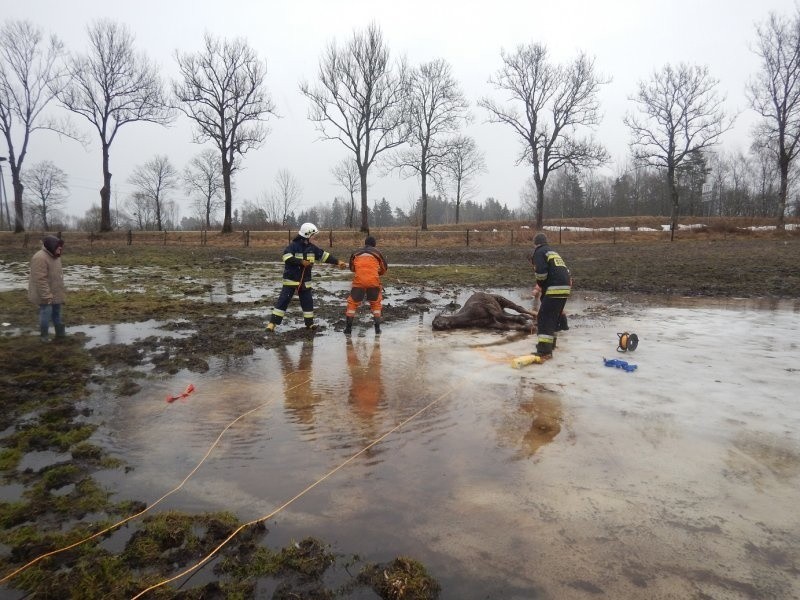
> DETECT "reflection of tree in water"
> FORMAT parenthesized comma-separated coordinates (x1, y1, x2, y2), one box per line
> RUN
(497, 380, 564, 459)
(277, 339, 322, 426)
(347, 338, 383, 420)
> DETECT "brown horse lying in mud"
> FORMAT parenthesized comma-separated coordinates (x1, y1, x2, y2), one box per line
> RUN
(432, 292, 537, 331)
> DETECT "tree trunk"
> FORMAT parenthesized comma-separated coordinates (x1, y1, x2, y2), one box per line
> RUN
(155, 198, 163, 232)
(348, 191, 355, 229)
(100, 143, 112, 232)
(668, 164, 679, 242)
(12, 170, 24, 233)
(535, 179, 546, 229)
(455, 178, 462, 224)
(420, 170, 428, 231)
(359, 168, 369, 233)
(221, 157, 233, 233)
(777, 155, 789, 231)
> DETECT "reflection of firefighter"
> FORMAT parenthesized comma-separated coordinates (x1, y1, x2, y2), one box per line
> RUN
(519, 384, 563, 458)
(344, 236, 388, 336)
(346, 338, 383, 419)
(277, 339, 321, 425)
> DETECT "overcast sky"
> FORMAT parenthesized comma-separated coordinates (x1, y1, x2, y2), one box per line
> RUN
(3, 0, 797, 221)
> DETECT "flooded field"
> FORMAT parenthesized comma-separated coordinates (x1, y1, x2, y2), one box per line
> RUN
(69, 291, 800, 599)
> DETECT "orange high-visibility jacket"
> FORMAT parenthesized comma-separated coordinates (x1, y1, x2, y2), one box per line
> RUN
(349, 246, 388, 288)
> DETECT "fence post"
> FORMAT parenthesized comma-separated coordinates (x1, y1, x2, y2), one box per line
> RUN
(329, 228, 333, 248)
(510, 229, 514, 245)
(466, 229, 469, 247)
(613, 226, 616, 244)
(24, 233, 30, 248)
(127, 229, 132, 246)
(559, 227, 562, 244)
(163, 231, 167, 246)
(415, 229, 418, 248)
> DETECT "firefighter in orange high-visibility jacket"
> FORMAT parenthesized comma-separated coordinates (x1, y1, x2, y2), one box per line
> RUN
(344, 236, 388, 335)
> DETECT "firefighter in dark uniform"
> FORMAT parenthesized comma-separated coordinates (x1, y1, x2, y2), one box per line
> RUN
(266, 222, 347, 332)
(531, 232, 571, 358)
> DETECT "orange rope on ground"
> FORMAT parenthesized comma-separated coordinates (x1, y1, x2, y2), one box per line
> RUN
(130, 379, 468, 599)
(0, 374, 313, 585)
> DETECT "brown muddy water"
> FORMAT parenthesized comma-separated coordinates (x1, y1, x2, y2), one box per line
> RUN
(61, 290, 800, 599)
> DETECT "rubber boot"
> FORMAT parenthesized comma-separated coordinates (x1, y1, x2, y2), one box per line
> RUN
(535, 341, 553, 359)
(373, 317, 381, 336)
(344, 317, 353, 335)
(304, 317, 317, 331)
(40, 324, 49, 343)
(55, 324, 66, 339)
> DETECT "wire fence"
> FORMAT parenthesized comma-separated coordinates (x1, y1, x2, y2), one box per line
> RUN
(0, 220, 796, 250)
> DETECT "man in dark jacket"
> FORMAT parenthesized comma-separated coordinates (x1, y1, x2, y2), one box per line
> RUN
(266, 223, 347, 332)
(531, 232, 571, 358)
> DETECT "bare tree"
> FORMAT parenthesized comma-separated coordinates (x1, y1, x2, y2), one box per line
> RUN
(479, 43, 609, 228)
(748, 10, 800, 230)
(21, 160, 68, 231)
(625, 63, 733, 239)
(271, 168, 302, 225)
(390, 58, 469, 230)
(300, 22, 407, 232)
(331, 157, 360, 228)
(0, 20, 72, 233)
(126, 191, 155, 230)
(128, 155, 178, 231)
(184, 148, 224, 229)
(58, 20, 172, 232)
(174, 33, 277, 234)
(439, 135, 486, 224)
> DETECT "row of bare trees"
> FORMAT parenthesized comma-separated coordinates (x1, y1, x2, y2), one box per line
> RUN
(2, 10, 800, 237)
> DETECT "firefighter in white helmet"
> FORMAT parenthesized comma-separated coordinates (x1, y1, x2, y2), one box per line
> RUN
(266, 223, 347, 332)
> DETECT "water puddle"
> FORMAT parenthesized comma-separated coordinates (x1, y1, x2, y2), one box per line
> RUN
(82, 292, 799, 598)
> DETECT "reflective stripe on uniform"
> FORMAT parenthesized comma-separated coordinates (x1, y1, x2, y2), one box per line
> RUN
(544, 286, 571, 296)
(538, 334, 555, 344)
(272, 308, 286, 317)
(303, 311, 314, 318)
(321, 251, 330, 262)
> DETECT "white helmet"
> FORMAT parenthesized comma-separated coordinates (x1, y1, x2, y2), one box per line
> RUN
(299, 222, 319, 238)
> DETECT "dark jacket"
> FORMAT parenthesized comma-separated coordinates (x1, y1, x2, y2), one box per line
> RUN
(281, 235, 339, 288)
(531, 243, 571, 297)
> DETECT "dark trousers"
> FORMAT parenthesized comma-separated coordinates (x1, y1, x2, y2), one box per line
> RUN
(270, 285, 315, 326)
(536, 295, 568, 355)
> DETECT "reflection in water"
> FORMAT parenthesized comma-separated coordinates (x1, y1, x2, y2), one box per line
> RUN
(277, 339, 321, 426)
(504, 380, 563, 459)
(346, 337, 383, 419)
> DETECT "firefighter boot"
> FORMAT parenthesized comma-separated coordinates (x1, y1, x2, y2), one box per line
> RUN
(535, 341, 553, 359)
(55, 324, 67, 339)
(344, 317, 353, 335)
(373, 317, 382, 336)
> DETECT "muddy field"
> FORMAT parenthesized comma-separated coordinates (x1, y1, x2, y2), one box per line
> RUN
(0, 236, 798, 599)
